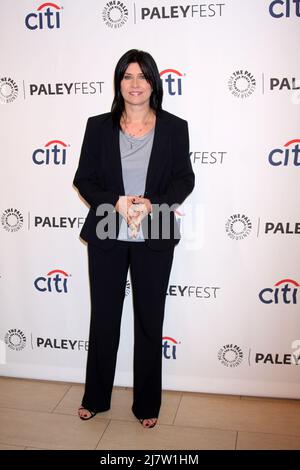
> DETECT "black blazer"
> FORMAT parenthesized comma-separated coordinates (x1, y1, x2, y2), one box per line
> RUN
(73, 110, 195, 251)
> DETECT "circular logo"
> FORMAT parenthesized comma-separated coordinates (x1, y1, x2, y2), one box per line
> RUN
(0, 77, 18, 104)
(1, 208, 24, 232)
(218, 344, 243, 368)
(5, 329, 26, 351)
(225, 214, 252, 240)
(102, 1, 129, 29)
(228, 70, 256, 98)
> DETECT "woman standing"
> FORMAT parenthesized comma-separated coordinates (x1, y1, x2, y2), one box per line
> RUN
(73, 49, 194, 428)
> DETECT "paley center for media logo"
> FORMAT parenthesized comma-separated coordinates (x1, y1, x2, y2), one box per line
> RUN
(268, 139, 300, 166)
(269, 0, 300, 18)
(218, 344, 244, 368)
(25, 2, 63, 30)
(4, 329, 26, 351)
(102, 1, 129, 28)
(259, 278, 299, 304)
(228, 70, 256, 98)
(1, 208, 24, 232)
(225, 214, 252, 240)
(228, 70, 299, 97)
(34, 269, 71, 293)
(101, 2, 226, 27)
(1, 77, 104, 101)
(0, 77, 18, 104)
(32, 139, 70, 165)
(2, 208, 85, 231)
(218, 342, 300, 367)
(2, 78, 104, 101)
(162, 336, 180, 360)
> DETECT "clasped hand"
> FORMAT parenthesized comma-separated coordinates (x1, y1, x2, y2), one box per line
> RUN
(115, 196, 152, 238)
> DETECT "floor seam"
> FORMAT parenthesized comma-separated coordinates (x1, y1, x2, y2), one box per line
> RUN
(171, 392, 183, 425)
(50, 384, 73, 413)
(94, 419, 112, 449)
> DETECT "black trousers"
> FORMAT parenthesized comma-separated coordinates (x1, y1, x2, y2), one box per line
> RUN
(82, 240, 174, 419)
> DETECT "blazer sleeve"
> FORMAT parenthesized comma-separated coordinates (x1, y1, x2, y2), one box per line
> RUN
(73, 118, 119, 210)
(150, 120, 195, 208)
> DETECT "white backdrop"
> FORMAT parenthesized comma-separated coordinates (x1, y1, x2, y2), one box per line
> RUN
(1, 0, 300, 398)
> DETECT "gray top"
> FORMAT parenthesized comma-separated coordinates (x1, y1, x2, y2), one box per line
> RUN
(117, 127, 154, 242)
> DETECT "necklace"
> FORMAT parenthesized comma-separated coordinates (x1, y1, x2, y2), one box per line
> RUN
(121, 111, 154, 138)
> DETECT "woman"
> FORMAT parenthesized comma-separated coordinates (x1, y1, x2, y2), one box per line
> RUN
(73, 49, 194, 428)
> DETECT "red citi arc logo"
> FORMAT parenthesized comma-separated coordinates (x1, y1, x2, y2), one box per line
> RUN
(25, 3, 62, 30)
(34, 269, 70, 293)
(259, 279, 299, 304)
(162, 336, 180, 359)
(160, 69, 184, 96)
(32, 140, 69, 165)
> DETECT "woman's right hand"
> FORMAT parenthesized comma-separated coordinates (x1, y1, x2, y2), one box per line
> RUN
(115, 196, 136, 225)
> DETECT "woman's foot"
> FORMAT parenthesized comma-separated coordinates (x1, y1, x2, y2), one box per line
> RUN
(139, 418, 157, 428)
(78, 406, 96, 420)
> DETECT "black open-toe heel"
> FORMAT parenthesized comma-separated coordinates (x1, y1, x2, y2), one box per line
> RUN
(139, 418, 157, 428)
(78, 406, 97, 420)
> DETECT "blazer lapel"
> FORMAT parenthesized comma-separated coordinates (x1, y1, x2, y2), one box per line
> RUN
(110, 121, 125, 195)
(144, 111, 169, 195)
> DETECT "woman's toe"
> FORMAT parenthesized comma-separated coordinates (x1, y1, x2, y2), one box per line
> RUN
(142, 418, 157, 428)
(78, 407, 91, 419)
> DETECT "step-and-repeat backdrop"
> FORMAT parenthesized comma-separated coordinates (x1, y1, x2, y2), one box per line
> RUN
(1, 1, 300, 398)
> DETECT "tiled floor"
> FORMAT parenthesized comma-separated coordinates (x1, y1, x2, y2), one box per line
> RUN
(0, 376, 300, 450)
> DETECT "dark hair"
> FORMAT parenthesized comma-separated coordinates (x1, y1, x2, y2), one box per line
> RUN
(111, 49, 163, 126)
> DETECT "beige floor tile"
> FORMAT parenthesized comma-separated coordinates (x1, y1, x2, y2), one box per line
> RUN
(0, 408, 109, 450)
(97, 420, 236, 450)
(241, 395, 300, 405)
(0, 442, 26, 450)
(237, 431, 300, 450)
(54, 386, 181, 425)
(182, 391, 241, 400)
(175, 395, 300, 436)
(0, 377, 70, 412)
(53, 384, 84, 415)
(175, 396, 300, 436)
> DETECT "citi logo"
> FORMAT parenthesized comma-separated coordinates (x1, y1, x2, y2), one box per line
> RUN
(32, 140, 69, 165)
(269, 0, 300, 18)
(160, 69, 184, 96)
(34, 269, 70, 293)
(25, 3, 62, 30)
(259, 279, 299, 304)
(162, 336, 180, 359)
(268, 139, 300, 166)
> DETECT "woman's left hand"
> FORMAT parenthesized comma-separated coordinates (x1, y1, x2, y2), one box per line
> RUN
(127, 197, 152, 238)
(131, 197, 152, 216)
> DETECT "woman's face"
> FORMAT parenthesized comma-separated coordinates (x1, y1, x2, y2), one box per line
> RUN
(120, 62, 152, 108)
